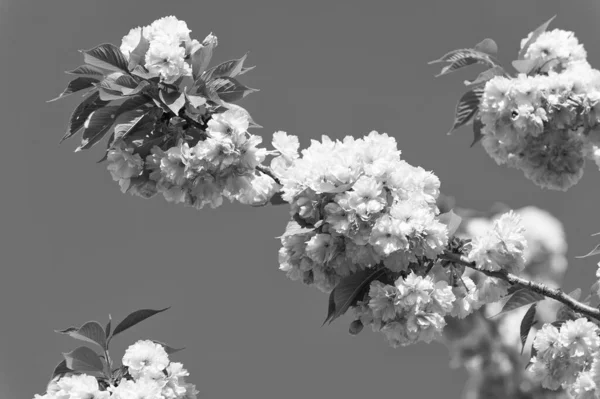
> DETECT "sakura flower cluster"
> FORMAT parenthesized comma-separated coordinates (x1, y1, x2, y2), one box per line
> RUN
(34, 340, 198, 399)
(528, 319, 600, 398)
(120, 16, 211, 82)
(480, 29, 600, 190)
(275, 131, 449, 293)
(106, 108, 279, 209)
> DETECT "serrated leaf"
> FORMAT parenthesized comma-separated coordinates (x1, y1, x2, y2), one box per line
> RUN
(51, 359, 74, 379)
(117, 95, 152, 114)
(207, 77, 258, 103)
(81, 43, 129, 72)
(496, 288, 545, 316)
(276, 221, 315, 239)
(471, 115, 484, 147)
(447, 87, 484, 135)
(556, 289, 583, 321)
(61, 91, 109, 143)
(269, 192, 287, 206)
(323, 267, 386, 325)
(518, 16, 557, 60)
(48, 77, 100, 102)
(474, 38, 498, 56)
(62, 346, 104, 374)
(111, 307, 170, 339)
(512, 59, 542, 75)
(159, 90, 185, 115)
(98, 87, 125, 101)
(152, 340, 184, 355)
(430, 49, 495, 77)
(76, 105, 120, 151)
(55, 321, 107, 350)
(66, 65, 105, 77)
(439, 210, 462, 237)
(576, 243, 600, 259)
(185, 93, 207, 109)
(105, 315, 112, 338)
(128, 29, 150, 71)
(113, 109, 148, 140)
(520, 304, 537, 355)
(464, 66, 505, 86)
(192, 33, 217, 80)
(202, 53, 249, 80)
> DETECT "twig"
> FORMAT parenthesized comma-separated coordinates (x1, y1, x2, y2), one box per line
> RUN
(256, 164, 282, 186)
(441, 251, 600, 322)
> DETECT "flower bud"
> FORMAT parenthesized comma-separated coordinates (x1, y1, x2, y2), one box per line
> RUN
(349, 319, 364, 336)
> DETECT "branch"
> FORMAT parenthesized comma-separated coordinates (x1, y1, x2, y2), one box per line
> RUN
(256, 164, 282, 186)
(441, 251, 600, 322)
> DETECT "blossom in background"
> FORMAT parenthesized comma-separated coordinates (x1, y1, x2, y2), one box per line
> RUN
(106, 141, 144, 193)
(466, 211, 527, 274)
(34, 374, 109, 399)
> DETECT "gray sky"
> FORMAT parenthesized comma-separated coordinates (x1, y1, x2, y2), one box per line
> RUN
(2, 0, 600, 398)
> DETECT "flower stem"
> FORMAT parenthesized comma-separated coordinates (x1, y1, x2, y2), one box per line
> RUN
(441, 251, 600, 321)
(256, 164, 282, 186)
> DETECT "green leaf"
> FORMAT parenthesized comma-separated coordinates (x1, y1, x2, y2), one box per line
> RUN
(99, 87, 125, 101)
(62, 346, 104, 374)
(51, 359, 74, 379)
(464, 66, 505, 86)
(518, 16, 556, 60)
(81, 43, 129, 72)
(48, 77, 100, 102)
(202, 53, 249, 80)
(152, 340, 184, 355)
(520, 304, 537, 355)
(276, 221, 315, 239)
(192, 33, 217, 80)
(269, 192, 287, 206)
(159, 90, 186, 115)
(208, 77, 258, 103)
(117, 95, 152, 114)
(55, 321, 107, 350)
(471, 115, 484, 147)
(111, 365, 131, 382)
(430, 49, 495, 77)
(474, 38, 498, 56)
(105, 315, 112, 339)
(66, 65, 105, 77)
(349, 319, 364, 336)
(556, 289, 582, 321)
(127, 29, 150, 71)
(512, 59, 542, 75)
(61, 91, 109, 143)
(121, 80, 150, 96)
(576, 243, 600, 259)
(323, 267, 386, 325)
(447, 86, 484, 135)
(495, 288, 545, 317)
(438, 210, 462, 236)
(76, 105, 120, 151)
(185, 93, 207, 109)
(111, 307, 170, 339)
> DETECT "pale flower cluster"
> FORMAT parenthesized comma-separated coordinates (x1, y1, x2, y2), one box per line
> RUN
(275, 131, 449, 292)
(119, 16, 207, 82)
(353, 272, 456, 346)
(33, 340, 198, 399)
(479, 29, 600, 190)
(466, 211, 527, 274)
(106, 109, 280, 209)
(528, 319, 600, 398)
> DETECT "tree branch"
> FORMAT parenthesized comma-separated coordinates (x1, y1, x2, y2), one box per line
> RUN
(256, 164, 282, 186)
(441, 251, 600, 321)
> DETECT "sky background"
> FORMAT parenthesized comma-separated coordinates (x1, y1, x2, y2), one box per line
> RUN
(2, 0, 600, 398)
